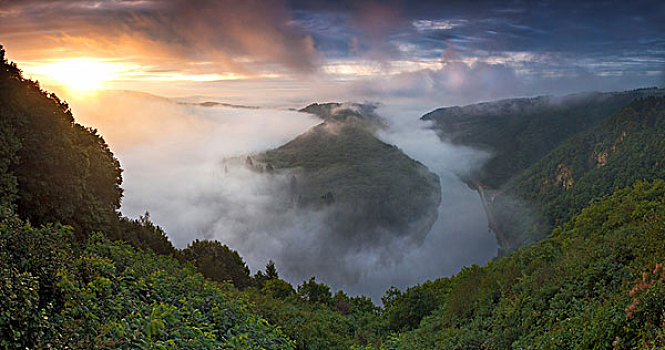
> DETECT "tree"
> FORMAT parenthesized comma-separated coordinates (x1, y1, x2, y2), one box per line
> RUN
(181, 240, 252, 289)
(262, 279, 295, 299)
(266, 260, 278, 279)
(254, 260, 279, 289)
(297, 277, 332, 305)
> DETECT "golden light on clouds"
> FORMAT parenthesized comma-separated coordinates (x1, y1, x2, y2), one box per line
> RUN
(20, 56, 266, 96)
(29, 58, 126, 93)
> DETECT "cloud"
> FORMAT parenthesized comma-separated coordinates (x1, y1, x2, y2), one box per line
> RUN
(412, 19, 467, 32)
(0, 0, 320, 75)
(348, 57, 524, 106)
(345, 49, 665, 107)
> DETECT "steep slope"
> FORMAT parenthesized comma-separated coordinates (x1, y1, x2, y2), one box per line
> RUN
(0, 213, 295, 349)
(0, 48, 123, 237)
(256, 103, 441, 247)
(0, 46, 176, 255)
(492, 96, 665, 250)
(422, 88, 665, 189)
(374, 180, 665, 349)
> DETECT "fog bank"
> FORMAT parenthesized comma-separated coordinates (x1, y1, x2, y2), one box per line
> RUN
(69, 91, 497, 301)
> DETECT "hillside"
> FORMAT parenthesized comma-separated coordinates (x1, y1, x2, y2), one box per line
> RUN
(490, 96, 665, 251)
(422, 88, 665, 189)
(0, 212, 295, 349)
(371, 180, 665, 349)
(257, 103, 441, 247)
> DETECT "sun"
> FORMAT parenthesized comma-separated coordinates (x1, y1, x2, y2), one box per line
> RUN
(31, 58, 123, 92)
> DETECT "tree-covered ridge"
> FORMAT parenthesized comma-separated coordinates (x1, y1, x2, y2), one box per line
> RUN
(258, 105, 441, 245)
(422, 88, 665, 189)
(0, 46, 123, 239)
(0, 46, 181, 257)
(493, 96, 665, 250)
(299, 102, 382, 125)
(0, 211, 295, 349)
(373, 180, 665, 349)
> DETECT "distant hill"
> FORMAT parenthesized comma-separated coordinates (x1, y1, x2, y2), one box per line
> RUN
(256, 103, 441, 248)
(491, 96, 665, 250)
(299, 102, 383, 125)
(178, 101, 260, 109)
(422, 88, 665, 189)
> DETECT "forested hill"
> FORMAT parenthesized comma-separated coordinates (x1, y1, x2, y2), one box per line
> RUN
(299, 102, 383, 125)
(491, 96, 665, 251)
(0, 46, 177, 255)
(0, 48, 122, 238)
(421, 88, 665, 189)
(256, 103, 441, 248)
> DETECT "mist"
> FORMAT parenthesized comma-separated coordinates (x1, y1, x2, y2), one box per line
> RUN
(68, 90, 497, 301)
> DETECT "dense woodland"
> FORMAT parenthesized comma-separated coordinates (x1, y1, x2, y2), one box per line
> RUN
(2, 45, 665, 349)
(422, 89, 665, 189)
(424, 89, 665, 252)
(492, 96, 665, 250)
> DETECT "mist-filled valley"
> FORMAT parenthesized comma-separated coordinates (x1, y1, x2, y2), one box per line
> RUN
(64, 90, 497, 301)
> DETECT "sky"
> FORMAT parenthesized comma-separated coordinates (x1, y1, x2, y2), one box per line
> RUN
(1, 0, 664, 106)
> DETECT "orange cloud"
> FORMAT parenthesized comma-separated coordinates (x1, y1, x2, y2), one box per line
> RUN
(0, 0, 320, 78)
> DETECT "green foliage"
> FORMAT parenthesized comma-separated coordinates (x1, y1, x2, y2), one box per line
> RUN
(0, 210, 295, 349)
(423, 88, 665, 189)
(248, 281, 385, 350)
(497, 96, 665, 250)
(263, 279, 296, 299)
(388, 180, 665, 349)
(114, 213, 177, 256)
(0, 55, 123, 238)
(182, 239, 253, 289)
(381, 279, 452, 332)
(298, 277, 333, 305)
(254, 260, 280, 289)
(0, 208, 74, 348)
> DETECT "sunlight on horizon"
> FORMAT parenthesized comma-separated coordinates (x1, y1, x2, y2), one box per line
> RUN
(28, 58, 127, 93)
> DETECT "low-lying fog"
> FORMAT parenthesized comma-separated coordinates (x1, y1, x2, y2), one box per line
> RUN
(71, 91, 497, 301)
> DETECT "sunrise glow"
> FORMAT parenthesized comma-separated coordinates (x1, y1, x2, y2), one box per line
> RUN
(30, 58, 124, 92)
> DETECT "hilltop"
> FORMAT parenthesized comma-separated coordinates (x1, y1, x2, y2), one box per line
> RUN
(256, 103, 441, 248)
